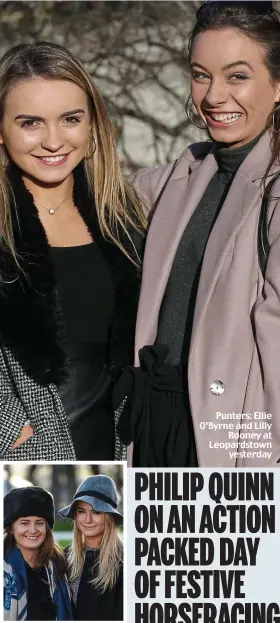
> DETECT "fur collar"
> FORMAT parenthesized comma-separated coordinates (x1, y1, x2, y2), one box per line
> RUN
(0, 163, 140, 385)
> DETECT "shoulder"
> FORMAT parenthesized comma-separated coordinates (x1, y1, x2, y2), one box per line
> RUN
(4, 559, 14, 578)
(127, 141, 212, 214)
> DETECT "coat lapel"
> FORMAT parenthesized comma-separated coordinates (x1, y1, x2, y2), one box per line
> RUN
(0, 164, 67, 386)
(189, 175, 261, 359)
(189, 130, 274, 359)
(135, 145, 218, 362)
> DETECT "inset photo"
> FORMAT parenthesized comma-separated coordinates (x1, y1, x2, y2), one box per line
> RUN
(3, 463, 124, 621)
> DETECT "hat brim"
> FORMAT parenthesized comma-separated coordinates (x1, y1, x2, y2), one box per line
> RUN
(59, 495, 123, 525)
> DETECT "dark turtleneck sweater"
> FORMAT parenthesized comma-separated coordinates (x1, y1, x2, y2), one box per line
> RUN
(156, 131, 264, 366)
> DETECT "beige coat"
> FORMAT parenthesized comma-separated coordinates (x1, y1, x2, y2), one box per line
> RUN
(129, 130, 280, 467)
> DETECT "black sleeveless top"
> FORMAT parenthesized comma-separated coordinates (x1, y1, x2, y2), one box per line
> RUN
(50, 242, 114, 459)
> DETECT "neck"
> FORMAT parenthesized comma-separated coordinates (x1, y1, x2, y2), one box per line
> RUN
(22, 173, 74, 209)
(84, 535, 102, 548)
(17, 545, 39, 567)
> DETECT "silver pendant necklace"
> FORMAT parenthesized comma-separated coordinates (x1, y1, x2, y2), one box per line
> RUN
(36, 185, 73, 215)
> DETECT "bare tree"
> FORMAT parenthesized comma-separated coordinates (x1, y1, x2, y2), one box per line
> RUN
(0, 1, 205, 170)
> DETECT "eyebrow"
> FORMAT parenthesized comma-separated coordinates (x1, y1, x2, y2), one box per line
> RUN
(19, 519, 44, 522)
(190, 61, 254, 72)
(15, 108, 85, 121)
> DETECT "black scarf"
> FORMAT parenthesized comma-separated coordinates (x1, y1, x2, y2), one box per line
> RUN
(0, 162, 141, 386)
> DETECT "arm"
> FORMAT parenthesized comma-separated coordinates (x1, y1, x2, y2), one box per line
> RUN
(0, 349, 33, 457)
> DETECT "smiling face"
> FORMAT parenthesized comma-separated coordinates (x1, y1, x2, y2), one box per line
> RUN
(0, 77, 92, 185)
(190, 28, 280, 148)
(12, 515, 47, 557)
(75, 501, 105, 547)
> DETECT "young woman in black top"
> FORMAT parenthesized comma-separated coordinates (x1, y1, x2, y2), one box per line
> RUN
(60, 475, 123, 621)
(4, 486, 72, 621)
(0, 41, 145, 461)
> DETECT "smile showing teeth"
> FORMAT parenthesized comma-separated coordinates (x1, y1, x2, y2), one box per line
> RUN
(24, 536, 39, 540)
(209, 113, 242, 123)
(38, 155, 66, 163)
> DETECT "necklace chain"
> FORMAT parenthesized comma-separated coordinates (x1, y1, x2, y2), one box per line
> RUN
(35, 185, 73, 215)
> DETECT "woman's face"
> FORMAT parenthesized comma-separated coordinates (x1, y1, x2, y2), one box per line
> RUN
(0, 77, 92, 184)
(190, 27, 280, 148)
(12, 515, 47, 553)
(75, 501, 105, 543)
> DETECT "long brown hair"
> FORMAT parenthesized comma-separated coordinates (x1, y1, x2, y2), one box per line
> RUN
(0, 41, 146, 275)
(66, 512, 123, 593)
(188, 2, 280, 184)
(4, 523, 67, 576)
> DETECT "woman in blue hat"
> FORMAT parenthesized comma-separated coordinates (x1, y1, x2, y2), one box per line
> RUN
(4, 486, 73, 621)
(60, 474, 123, 621)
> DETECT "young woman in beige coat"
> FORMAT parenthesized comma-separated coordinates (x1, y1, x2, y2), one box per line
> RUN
(114, 1, 280, 469)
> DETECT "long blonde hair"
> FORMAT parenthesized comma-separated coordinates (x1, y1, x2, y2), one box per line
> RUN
(0, 41, 146, 272)
(67, 513, 123, 593)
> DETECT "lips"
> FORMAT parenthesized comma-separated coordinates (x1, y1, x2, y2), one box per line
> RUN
(33, 154, 69, 166)
(204, 112, 243, 128)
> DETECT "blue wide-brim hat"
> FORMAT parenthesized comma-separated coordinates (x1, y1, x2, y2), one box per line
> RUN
(59, 475, 123, 524)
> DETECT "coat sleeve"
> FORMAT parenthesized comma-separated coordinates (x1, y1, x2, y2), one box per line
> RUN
(0, 349, 31, 458)
(252, 195, 280, 461)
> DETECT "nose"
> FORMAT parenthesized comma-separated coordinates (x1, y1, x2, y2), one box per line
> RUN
(28, 522, 38, 534)
(85, 512, 93, 524)
(41, 124, 64, 153)
(203, 78, 228, 107)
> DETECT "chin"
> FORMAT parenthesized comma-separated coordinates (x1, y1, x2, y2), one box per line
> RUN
(21, 540, 43, 549)
(15, 154, 84, 183)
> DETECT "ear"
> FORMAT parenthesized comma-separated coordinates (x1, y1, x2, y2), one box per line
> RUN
(274, 83, 280, 104)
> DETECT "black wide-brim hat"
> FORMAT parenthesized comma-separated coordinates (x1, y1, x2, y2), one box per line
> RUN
(59, 475, 123, 525)
(4, 486, 55, 529)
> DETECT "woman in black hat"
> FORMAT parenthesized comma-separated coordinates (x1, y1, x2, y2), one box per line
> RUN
(4, 486, 73, 621)
(60, 474, 123, 621)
